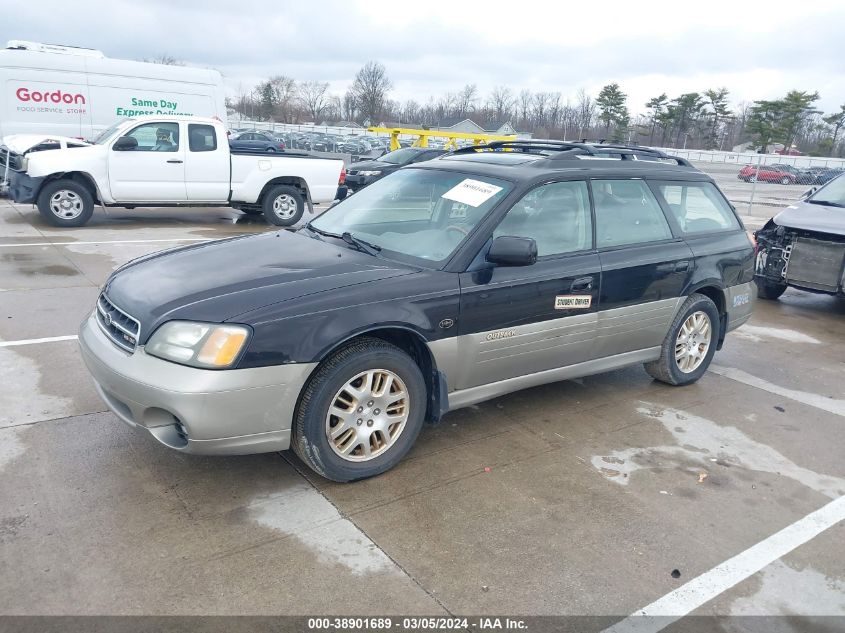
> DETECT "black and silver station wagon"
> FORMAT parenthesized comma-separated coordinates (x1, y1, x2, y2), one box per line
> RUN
(79, 141, 756, 481)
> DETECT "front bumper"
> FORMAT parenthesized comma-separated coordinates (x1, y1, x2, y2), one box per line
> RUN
(344, 174, 379, 189)
(78, 313, 316, 455)
(7, 171, 45, 204)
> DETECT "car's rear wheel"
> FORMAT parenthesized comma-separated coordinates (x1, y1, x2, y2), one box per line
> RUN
(292, 337, 426, 482)
(266, 147, 277, 153)
(780, 176, 791, 185)
(262, 185, 304, 226)
(36, 179, 95, 227)
(756, 278, 787, 300)
(644, 293, 720, 386)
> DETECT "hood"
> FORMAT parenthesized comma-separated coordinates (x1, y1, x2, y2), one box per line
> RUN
(104, 230, 417, 342)
(772, 200, 845, 237)
(1, 134, 90, 154)
(349, 159, 396, 171)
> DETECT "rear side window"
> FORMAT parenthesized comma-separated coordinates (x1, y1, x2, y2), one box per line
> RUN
(654, 181, 739, 234)
(593, 179, 673, 247)
(189, 124, 217, 152)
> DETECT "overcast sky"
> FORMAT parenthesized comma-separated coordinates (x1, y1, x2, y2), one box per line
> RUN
(6, 0, 845, 115)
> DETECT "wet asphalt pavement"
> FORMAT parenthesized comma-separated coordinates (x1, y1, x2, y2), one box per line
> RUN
(0, 191, 843, 626)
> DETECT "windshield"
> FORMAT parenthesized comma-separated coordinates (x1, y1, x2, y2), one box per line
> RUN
(92, 119, 131, 144)
(310, 168, 512, 265)
(809, 174, 845, 207)
(380, 148, 423, 164)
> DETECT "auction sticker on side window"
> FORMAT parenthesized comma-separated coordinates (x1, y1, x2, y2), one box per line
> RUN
(442, 179, 503, 207)
(555, 295, 592, 309)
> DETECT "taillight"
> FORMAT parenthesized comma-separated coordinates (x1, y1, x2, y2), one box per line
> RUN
(278, 142, 285, 149)
(747, 230, 757, 251)
(339, 169, 346, 185)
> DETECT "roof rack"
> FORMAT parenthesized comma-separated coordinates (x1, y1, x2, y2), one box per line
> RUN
(450, 140, 599, 155)
(449, 139, 694, 168)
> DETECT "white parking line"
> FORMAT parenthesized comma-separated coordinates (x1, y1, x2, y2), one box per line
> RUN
(0, 335, 78, 347)
(710, 365, 845, 417)
(0, 238, 212, 248)
(604, 495, 845, 633)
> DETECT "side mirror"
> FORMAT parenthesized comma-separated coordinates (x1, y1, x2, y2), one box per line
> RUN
(801, 187, 816, 199)
(112, 136, 138, 151)
(486, 236, 538, 267)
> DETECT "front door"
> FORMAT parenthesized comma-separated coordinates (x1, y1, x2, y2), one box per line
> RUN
(107, 121, 187, 202)
(591, 178, 694, 358)
(457, 180, 601, 390)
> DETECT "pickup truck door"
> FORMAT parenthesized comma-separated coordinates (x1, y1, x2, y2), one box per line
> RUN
(107, 121, 187, 201)
(184, 122, 230, 202)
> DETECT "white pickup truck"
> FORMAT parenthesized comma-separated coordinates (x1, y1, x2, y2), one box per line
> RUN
(1, 115, 345, 227)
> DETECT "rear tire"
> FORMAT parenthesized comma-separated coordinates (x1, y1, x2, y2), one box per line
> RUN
(644, 293, 720, 386)
(36, 179, 94, 227)
(780, 176, 791, 185)
(262, 185, 304, 226)
(756, 278, 787, 300)
(292, 337, 427, 482)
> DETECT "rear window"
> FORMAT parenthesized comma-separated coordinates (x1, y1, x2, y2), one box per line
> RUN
(189, 124, 217, 152)
(653, 181, 739, 234)
(593, 179, 673, 247)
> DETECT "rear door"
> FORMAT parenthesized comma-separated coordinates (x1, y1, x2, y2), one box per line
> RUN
(456, 180, 601, 389)
(592, 178, 693, 358)
(185, 123, 230, 202)
(107, 121, 187, 201)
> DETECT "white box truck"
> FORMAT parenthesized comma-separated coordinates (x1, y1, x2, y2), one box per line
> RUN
(0, 41, 226, 140)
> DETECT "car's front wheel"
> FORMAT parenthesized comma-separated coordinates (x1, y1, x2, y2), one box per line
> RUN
(36, 179, 95, 227)
(780, 176, 791, 185)
(292, 337, 427, 482)
(757, 278, 787, 300)
(644, 293, 721, 386)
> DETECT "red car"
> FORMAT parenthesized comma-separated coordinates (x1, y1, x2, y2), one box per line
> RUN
(738, 164, 797, 184)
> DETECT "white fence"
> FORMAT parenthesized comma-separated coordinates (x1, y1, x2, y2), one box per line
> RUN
(648, 147, 845, 169)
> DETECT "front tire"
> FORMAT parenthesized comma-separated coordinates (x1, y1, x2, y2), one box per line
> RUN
(36, 179, 94, 227)
(262, 185, 304, 226)
(292, 337, 427, 482)
(780, 176, 791, 185)
(756, 278, 787, 300)
(644, 293, 720, 386)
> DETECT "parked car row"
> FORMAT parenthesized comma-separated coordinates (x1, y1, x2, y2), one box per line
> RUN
(737, 163, 844, 185)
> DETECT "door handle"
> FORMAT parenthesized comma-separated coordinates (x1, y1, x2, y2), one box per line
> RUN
(166, 159, 183, 164)
(674, 260, 690, 272)
(570, 276, 593, 291)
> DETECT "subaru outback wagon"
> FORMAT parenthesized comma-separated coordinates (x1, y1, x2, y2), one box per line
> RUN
(79, 141, 755, 482)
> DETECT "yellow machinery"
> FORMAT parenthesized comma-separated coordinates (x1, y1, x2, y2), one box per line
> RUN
(367, 126, 517, 151)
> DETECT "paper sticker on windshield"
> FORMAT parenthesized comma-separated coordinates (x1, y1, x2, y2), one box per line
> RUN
(555, 295, 592, 310)
(442, 179, 503, 207)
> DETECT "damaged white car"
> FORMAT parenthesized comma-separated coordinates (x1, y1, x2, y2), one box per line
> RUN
(754, 174, 845, 299)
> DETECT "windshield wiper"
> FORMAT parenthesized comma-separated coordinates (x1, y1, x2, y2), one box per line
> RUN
(305, 224, 341, 240)
(806, 199, 845, 208)
(342, 232, 382, 256)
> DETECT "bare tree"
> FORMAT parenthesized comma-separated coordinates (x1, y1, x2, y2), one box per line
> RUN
(518, 89, 532, 127)
(350, 61, 393, 124)
(575, 89, 596, 139)
(298, 81, 330, 122)
(455, 84, 478, 118)
(487, 86, 515, 122)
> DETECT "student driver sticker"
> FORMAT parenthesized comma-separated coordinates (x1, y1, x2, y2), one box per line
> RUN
(442, 179, 503, 207)
(555, 295, 592, 309)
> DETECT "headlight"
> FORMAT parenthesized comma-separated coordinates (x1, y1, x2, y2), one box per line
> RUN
(358, 170, 382, 177)
(146, 321, 250, 369)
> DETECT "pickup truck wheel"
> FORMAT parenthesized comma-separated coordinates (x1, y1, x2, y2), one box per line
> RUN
(263, 185, 304, 226)
(644, 293, 720, 386)
(292, 337, 426, 482)
(36, 180, 94, 227)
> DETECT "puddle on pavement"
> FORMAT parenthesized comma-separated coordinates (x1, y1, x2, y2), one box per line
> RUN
(729, 560, 845, 615)
(247, 482, 400, 576)
(0, 346, 75, 428)
(0, 251, 80, 278)
(592, 402, 845, 498)
(730, 325, 821, 345)
(0, 426, 26, 472)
